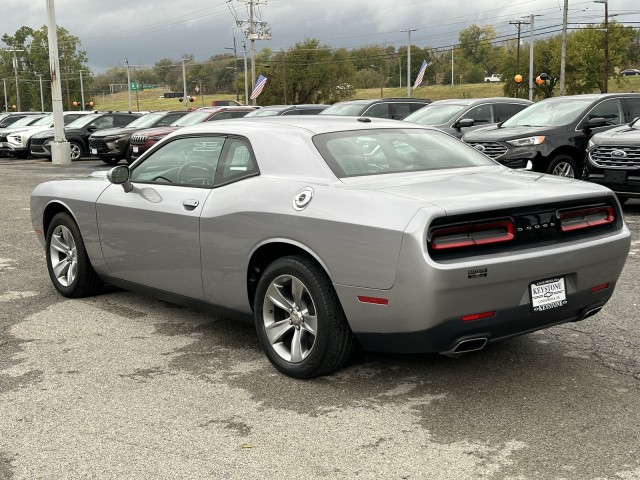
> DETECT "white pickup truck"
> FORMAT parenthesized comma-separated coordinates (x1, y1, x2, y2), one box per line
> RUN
(484, 74, 501, 83)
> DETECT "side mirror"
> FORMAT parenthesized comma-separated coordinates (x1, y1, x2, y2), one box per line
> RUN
(455, 118, 475, 129)
(107, 165, 133, 192)
(630, 117, 639, 127)
(584, 117, 607, 129)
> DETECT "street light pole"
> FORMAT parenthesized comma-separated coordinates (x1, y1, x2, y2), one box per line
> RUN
(3, 78, 9, 112)
(529, 14, 535, 102)
(36, 73, 44, 111)
(79, 70, 85, 110)
(594, 0, 609, 93)
(225, 38, 239, 102)
(402, 28, 416, 97)
(181, 58, 189, 110)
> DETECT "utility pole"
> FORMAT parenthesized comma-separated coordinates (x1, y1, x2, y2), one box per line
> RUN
(282, 50, 287, 104)
(451, 43, 454, 87)
(401, 28, 416, 97)
(510, 20, 529, 98)
(181, 58, 189, 110)
(559, 0, 569, 95)
(3, 47, 25, 111)
(241, 41, 249, 104)
(224, 36, 239, 102)
(236, 0, 271, 106)
(36, 73, 44, 111)
(124, 58, 131, 111)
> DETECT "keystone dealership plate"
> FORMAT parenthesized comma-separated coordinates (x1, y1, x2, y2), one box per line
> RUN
(530, 277, 567, 312)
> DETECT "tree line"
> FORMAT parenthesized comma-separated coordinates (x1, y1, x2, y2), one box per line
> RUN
(1, 22, 639, 111)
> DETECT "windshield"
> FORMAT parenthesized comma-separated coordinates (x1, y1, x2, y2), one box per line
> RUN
(172, 111, 214, 126)
(320, 103, 365, 116)
(403, 104, 467, 125)
(66, 114, 100, 128)
(501, 98, 593, 127)
(125, 113, 166, 128)
(313, 128, 495, 178)
(31, 114, 54, 126)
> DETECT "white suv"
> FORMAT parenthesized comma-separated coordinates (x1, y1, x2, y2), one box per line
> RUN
(2, 112, 92, 158)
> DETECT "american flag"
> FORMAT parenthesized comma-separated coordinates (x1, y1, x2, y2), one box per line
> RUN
(413, 60, 428, 89)
(250, 74, 268, 100)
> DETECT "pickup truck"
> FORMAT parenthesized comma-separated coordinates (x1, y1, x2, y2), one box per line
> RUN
(484, 74, 501, 83)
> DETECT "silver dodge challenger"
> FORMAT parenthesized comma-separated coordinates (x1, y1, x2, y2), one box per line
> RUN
(30, 116, 631, 378)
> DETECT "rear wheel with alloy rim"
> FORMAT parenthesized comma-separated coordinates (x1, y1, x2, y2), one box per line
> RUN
(547, 154, 578, 178)
(254, 255, 354, 378)
(46, 213, 102, 297)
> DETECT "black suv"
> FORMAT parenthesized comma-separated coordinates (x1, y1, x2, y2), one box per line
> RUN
(583, 117, 640, 203)
(88, 110, 189, 165)
(462, 93, 640, 178)
(320, 98, 431, 120)
(403, 97, 532, 138)
(30, 111, 141, 161)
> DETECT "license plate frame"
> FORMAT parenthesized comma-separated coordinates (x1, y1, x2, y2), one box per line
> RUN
(530, 277, 567, 312)
(604, 169, 627, 185)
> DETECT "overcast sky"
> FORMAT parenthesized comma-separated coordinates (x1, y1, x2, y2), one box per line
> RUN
(1, 0, 638, 73)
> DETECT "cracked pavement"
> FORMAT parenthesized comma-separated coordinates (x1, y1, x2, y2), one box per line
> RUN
(0, 158, 639, 479)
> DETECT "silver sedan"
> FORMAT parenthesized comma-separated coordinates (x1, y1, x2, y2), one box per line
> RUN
(30, 116, 631, 378)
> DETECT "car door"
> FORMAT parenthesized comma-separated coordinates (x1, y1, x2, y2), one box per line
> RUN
(96, 135, 225, 299)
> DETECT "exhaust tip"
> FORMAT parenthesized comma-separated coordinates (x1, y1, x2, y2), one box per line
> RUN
(441, 337, 488, 357)
(580, 305, 603, 321)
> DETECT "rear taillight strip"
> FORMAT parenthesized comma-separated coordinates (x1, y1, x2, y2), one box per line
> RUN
(558, 206, 615, 233)
(430, 220, 515, 251)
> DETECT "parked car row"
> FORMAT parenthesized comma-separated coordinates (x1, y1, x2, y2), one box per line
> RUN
(4, 93, 640, 206)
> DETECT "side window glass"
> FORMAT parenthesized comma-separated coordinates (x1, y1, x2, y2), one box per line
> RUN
(495, 103, 528, 122)
(215, 137, 259, 185)
(587, 99, 624, 125)
(92, 116, 114, 129)
(390, 103, 412, 120)
(115, 116, 135, 127)
(156, 114, 182, 126)
(409, 102, 427, 113)
(130, 136, 224, 187)
(465, 105, 493, 124)
(364, 103, 390, 118)
(625, 98, 640, 121)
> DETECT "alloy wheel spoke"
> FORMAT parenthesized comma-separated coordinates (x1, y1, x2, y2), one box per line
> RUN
(265, 319, 294, 344)
(53, 258, 70, 279)
(265, 281, 294, 313)
(50, 234, 67, 253)
(67, 260, 77, 284)
(291, 277, 306, 308)
(290, 328, 304, 363)
(302, 313, 317, 336)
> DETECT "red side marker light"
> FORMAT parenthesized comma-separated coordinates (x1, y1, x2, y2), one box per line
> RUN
(461, 310, 496, 322)
(591, 283, 609, 293)
(357, 296, 389, 305)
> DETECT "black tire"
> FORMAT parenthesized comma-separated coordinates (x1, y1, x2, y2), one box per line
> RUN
(254, 255, 354, 379)
(547, 154, 578, 178)
(69, 141, 83, 161)
(45, 213, 102, 298)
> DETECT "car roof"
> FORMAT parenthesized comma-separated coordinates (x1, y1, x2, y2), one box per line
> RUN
(429, 97, 533, 106)
(330, 98, 430, 106)
(170, 115, 432, 138)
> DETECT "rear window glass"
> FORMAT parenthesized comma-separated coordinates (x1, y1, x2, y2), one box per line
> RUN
(313, 128, 495, 178)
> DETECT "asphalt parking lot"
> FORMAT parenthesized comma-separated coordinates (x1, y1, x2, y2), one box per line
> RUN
(0, 156, 639, 479)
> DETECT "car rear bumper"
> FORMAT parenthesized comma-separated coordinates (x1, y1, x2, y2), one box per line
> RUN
(335, 217, 630, 353)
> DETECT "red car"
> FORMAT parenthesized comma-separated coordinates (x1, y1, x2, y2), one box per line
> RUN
(127, 106, 257, 163)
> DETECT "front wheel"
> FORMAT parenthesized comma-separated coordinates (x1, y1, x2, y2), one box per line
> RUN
(69, 141, 83, 161)
(254, 256, 354, 379)
(101, 157, 121, 166)
(547, 154, 578, 178)
(45, 213, 102, 298)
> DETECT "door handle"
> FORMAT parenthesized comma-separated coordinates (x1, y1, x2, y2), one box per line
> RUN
(182, 199, 199, 210)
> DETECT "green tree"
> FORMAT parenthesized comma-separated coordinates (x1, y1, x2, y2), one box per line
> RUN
(458, 25, 501, 78)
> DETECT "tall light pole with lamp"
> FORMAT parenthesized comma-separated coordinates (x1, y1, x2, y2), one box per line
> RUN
(124, 58, 131, 111)
(79, 70, 85, 110)
(401, 28, 416, 97)
(2, 79, 8, 111)
(181, 58, 190, 110)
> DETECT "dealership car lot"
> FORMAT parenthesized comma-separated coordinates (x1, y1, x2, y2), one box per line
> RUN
(1, 156, 639, 478)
